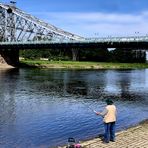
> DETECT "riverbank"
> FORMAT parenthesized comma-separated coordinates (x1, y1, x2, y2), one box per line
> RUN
(59, 119, 148, 148)
(0, 63, 15, 69)
(20, 60, 148, 69)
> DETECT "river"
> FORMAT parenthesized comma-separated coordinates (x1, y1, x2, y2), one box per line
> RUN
(0, 68, 148, 148)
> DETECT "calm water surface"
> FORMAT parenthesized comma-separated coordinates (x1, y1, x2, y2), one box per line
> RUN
(0, 68, 148, 148)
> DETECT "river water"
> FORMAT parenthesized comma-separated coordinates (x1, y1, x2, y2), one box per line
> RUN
(0, 68, 148, 148)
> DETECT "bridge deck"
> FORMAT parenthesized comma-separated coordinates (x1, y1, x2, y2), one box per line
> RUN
(0, 40, 148, 49)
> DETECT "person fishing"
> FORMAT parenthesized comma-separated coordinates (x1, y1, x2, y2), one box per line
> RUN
(95, 98, 117, 143)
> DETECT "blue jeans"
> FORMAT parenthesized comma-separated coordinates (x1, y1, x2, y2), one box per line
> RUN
(104, 122, 116, 143)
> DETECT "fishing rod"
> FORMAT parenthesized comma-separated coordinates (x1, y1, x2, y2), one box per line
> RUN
(63, 94, 100, 114)
(81, 101, 97, 113)
(72, 97, 97, 114)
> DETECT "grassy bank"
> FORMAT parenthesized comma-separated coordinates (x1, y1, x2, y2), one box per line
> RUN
(20, 59, 148, 69)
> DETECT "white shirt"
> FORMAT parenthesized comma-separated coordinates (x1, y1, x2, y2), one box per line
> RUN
(100, 105, 117, 123)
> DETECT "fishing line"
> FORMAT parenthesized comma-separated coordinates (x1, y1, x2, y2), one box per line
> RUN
(81, 101, 97, 113)
(71, 96, 97, 113)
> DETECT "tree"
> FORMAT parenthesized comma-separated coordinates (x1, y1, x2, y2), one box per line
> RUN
(79, 48, 109, 62)
(110, 48, 146, 63)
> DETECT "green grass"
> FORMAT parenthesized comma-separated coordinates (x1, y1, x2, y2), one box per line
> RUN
(20, 59, 148, 69)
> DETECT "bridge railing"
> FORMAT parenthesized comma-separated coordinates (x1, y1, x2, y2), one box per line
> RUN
(1, 35, 148, 45)
(85, 35, 148, 42)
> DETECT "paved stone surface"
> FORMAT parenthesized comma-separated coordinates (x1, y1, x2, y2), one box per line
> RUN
(81, 120, 148, 148)
(59, 120, 148, 148)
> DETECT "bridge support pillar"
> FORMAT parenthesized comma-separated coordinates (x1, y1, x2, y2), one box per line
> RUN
(72, 48, 79, 61)
(0, 49, 19, 67)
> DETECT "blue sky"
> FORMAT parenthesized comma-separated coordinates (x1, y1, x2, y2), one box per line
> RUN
(1, 0, 148, 37)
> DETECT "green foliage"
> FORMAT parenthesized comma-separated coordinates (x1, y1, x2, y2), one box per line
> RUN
(109, 49, 146, 63)
(20, 49, 43, 59)
(19, 47, 146, 63)
(79, 48, 109, 62)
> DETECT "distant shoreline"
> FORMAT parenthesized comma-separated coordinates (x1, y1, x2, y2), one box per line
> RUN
(19, 60, 148, 69)
(1, 60, 148, 69)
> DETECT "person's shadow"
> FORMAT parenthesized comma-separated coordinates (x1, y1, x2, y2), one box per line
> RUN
(95, 134, 104, 141)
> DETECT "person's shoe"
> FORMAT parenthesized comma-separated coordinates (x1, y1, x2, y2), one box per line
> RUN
(110, 140, 115, 142)
(102, 141, 109, 144)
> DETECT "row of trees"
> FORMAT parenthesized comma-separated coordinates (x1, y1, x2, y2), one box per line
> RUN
(19, 48, 147, 63)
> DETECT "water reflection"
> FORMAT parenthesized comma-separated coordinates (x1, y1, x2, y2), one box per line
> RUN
(26, 69, 148, 102)
(0, 68, 148, 147)
(0, 69, 19, 123)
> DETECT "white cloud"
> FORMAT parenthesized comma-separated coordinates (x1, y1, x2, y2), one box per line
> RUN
(33, 11, 148, 37)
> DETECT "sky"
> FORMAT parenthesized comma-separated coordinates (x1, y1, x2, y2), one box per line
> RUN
(1, 0, 148, 37)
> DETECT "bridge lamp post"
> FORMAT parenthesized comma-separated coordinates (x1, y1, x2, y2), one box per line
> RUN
(10, 1, 17, 6)
(94, 33, 99, 36)
(135, 32, 139, 36)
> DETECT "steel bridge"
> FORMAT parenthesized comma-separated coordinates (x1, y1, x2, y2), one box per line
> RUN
(1, 37, 148, 49)
(1, 2, 148, 48)
(0, 2, 148, 66)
